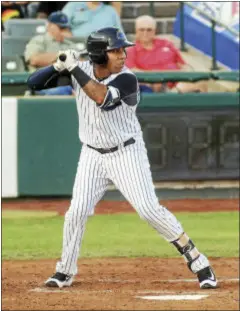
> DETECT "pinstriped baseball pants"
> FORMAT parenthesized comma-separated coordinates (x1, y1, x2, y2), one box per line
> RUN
(56, 138, 184, 276)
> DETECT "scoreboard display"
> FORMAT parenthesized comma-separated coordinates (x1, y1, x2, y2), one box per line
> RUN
(138, 108, 239, 181)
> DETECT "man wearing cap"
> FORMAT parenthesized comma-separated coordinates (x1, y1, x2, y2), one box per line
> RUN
(24, 11, 76, 72)
(62, 2, 123, 37)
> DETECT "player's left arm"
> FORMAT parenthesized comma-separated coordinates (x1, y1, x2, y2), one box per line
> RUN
(100, 73, 139, 110)
(72, 68, 139, 110)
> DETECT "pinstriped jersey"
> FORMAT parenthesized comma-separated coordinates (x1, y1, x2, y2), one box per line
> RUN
(71, 60, 142, 148)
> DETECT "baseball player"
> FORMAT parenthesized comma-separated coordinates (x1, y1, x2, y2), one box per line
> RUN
(27, 27, 217, 290)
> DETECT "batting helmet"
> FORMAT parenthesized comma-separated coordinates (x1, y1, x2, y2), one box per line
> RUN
(85, 27, 135, 65)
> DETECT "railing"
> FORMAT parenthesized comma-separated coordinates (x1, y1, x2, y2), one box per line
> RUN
(2, 71, 239, 84)
(179, 2, 239, 70)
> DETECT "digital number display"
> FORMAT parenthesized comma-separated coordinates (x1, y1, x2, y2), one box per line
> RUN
(138, 110, 239, 180)
(188, 123, 214, 169)
(219, 121, 239, 169)
(143, 124, 167, 169)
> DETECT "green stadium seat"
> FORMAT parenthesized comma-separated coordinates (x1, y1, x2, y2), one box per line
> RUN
(2, 36, 30, 57)
(4, 19, 47, 37)
(2, 56, 25, 72)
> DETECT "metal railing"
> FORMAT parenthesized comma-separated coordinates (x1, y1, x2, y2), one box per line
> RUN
(179, 2, 239, 70)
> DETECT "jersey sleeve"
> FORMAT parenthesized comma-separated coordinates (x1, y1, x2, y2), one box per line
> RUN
(100, 72, 140, 110)
(27, 66, 72, 90)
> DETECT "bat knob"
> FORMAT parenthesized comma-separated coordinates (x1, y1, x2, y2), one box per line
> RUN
(59, 54, 66, 62)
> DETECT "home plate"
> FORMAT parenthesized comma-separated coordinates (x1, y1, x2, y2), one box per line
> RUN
(137, 294, 209, 301)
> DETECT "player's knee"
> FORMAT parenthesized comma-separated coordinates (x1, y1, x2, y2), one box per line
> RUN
(65, 206, 89, 223)
(137, 200, 159, 221)
(137, 201, 169, 223)
(138, 209, 151, 222)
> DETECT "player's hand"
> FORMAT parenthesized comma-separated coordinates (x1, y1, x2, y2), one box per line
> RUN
(53, 51, 66, 72)
(59, 49, 79, 72)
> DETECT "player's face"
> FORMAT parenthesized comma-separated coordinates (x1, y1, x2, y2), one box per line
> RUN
(106, 48, 126, 73)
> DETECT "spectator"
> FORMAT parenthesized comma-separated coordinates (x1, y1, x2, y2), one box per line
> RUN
(24, 11, 75, 72)
(62, 1, 123, 37)
(125, 15, 208, 93)
(31, 85, 74, 96)
(1, 1, 34, 31)
(1, 1, 39, 20)
(103, 2, 122, 16)
(2, 2, 25, 28)
(36, 2, 68, 19)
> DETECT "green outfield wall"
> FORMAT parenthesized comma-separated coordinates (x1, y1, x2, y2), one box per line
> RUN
(2, 93, 239, 197)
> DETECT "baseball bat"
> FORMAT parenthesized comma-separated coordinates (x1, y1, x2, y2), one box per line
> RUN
(59, 54, 66, 62)
(58, 51, 88, 62)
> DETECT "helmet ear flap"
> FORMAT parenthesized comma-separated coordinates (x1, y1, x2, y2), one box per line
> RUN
(89, 51, 108, 65)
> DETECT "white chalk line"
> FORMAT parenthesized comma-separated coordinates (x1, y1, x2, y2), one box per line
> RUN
(29, 277, 238, 294)
(28, 288, 215, 296)
(165, 277, 239, 283)
(137, 290, 220, 294)
(96, 277, 239, 284)
(29, 288, 113, 294)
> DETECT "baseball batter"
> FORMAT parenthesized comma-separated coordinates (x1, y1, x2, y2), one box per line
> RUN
(27, 27, 217, 289)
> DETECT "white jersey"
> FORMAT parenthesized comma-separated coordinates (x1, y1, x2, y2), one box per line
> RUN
(71, 60, 142, 148)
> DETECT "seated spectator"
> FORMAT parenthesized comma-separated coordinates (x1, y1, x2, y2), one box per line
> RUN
(30, 85, 74, 96)
(36, 2, 68, 19)
(103, 2, 122, 16)
(62, 1, 123, 37)
(24, 11, 75, 72)
(2, 1, 26, 29)
(1, 1, 39, 19)
(125, 15, 208, 93)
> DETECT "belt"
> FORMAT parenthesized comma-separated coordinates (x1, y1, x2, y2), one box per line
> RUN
(87, 138, 135, 154)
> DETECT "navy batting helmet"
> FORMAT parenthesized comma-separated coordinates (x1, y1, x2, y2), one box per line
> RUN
(85, 27, 135, 65)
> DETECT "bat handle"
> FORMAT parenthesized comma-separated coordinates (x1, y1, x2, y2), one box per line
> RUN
(59, 54, 66, 62)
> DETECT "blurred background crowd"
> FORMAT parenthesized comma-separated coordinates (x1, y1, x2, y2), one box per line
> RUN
(2, 1, 239, 96)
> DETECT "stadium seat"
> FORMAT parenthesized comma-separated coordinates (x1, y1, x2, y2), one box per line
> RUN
(2, 56, 25, 72)
(2, 36, 30, 57)
(4, 19, 47, 37)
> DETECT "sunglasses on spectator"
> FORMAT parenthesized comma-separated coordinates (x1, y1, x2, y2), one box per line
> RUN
(138, 28, 154, 32)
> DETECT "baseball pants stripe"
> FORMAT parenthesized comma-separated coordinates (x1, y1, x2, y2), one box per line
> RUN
(56, 146, 109, 275)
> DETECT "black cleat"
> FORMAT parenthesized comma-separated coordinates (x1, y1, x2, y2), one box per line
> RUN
(197, 266, 218, 289)
(45, 272, 73, 288)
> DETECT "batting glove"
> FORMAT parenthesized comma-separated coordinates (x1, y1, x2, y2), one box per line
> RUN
(53, 51, 66, 72)
(59, 49, 79, 72)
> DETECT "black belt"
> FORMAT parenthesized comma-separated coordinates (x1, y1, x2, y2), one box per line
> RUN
(87, 138, 135, 154)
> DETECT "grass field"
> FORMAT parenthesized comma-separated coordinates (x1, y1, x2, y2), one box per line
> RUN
(2, 210, 239, 260)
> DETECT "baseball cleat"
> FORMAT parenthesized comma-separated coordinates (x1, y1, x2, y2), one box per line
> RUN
(45, 272, 73, 288)
(197, 266, 218, 289)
